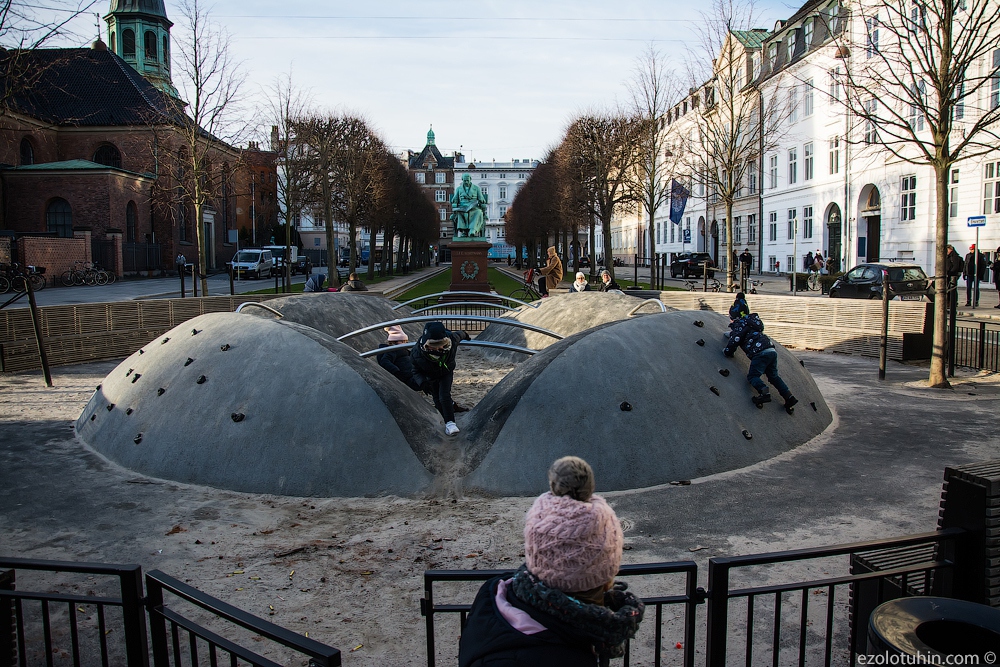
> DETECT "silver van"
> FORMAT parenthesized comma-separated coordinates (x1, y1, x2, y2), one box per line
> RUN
(231, 249, 273, 280)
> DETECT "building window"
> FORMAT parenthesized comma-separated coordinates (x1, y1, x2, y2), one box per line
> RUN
(829, 137, 840, 174)
(439, 208, 447, 221)
(829, 67, 841, 102)
(110, 31, 116, 52)
(901, 175, 917, 221)
(46, 198, 73, 238)
(94, 144, 122, 168)
(670, 222, 675, 243)
(804, 18, 814, 46)
(786, 33, 796, 62)
(498, 186, 507, 200)
(788, 147, 798, 185)
(126, 201, 137, 242)
(499, 173, 506, 179)
(734, 216, 742, 244)
(991, 50, 1000, 109)
(985, 162, 1000, 214)
(435, 172, 446, 184)
(414, 172, 425, 184)
(909, 81, 926, 130)
(804, 142, 814, 180)
(803, 206, 814, 239)
(751, 52, 761, 80)
(787, 208, 797, 240)
(769, 211, 778, 241)
(866, 15, 879, 59)
(123, 29, 135, 58)
(768, 43, 778, 69)
(769, 154, 778, 188)
(144, 30, 157, 60)
(163, 35, 169, 65)
(498, 206, 506, 218)
(748, 161, 757, 194)
(480, 184, 489, 199)
(19, 137, 33, 165)
(954, 79, 965, 119)
(435, 190, 446, 202)
(804, 79, 814, 116)
(748, 214, 757, 244)
(950, 168, 959, 218)
(789, 86, 798, 122)
(769, 255, 777, 271)
(864, 99, 878, 144)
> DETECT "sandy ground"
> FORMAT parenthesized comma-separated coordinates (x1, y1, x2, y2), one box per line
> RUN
(3, 353, 1000, 666)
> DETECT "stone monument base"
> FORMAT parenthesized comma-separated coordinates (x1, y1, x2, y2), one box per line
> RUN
(447, 241, 492, 298)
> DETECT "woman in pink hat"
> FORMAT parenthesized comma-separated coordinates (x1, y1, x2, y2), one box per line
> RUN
(458, 457, 644, 666)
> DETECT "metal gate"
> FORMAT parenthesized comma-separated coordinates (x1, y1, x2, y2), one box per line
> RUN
(122, 242, 162, 273)
(91, 239, 116, 272)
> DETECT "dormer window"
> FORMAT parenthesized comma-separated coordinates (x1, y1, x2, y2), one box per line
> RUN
(751, 52, 761, 79)
(804, 18, 814, 47)
(768, 43, 778, 69)
(786, 32, 796, 61)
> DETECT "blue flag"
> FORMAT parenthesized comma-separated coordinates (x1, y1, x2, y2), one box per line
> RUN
(669, 179, 689, 224)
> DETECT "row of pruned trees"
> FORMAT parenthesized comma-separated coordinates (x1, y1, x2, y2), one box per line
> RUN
(267, 77, 437, 288)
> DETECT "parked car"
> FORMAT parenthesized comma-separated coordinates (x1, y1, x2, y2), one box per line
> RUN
(828, 262, 933, 301)
(231, 249, 273, 280)
(296, 255, 313, 275)
(262, 245, 299, 275)
(670, 252, 716, 278)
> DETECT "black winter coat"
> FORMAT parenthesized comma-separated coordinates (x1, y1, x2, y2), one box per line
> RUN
(598, 279, 621, 292)
(458, 577, 600, 667)
(724, 314, 774, 360)
(410, 322, 469, 385)
(376, 344, 421, 391)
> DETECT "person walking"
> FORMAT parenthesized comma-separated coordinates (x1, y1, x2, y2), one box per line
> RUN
(175, 253, 187, 275)
(738, 248, 753, 291)
(946, 245, 964, 308)
(598, 270, 621, 292)
(458, 456, 644, 667)
(724, 313, 798, 412)
(963, 244, 987, 307)
(537, 246, 563, 298)
(411, 321, 470, 436)
(992, 247, 1000, 309)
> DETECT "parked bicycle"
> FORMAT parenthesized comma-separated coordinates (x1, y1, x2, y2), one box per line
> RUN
(0, 263, 46, 294)
(61, 261, 115, 287)
(509, 268, 542, 302)
(747, 279, 764, 295)
(807, 271, 821, 291)
(684, 277, 723, 292)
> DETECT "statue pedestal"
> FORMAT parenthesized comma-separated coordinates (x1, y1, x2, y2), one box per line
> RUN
(446, 240, 492, 299)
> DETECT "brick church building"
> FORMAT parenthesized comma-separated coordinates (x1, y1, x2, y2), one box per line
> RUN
(0, 0, 276, 280)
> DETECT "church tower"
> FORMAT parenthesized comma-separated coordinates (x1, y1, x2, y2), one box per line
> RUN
(104, 0, 178, 98)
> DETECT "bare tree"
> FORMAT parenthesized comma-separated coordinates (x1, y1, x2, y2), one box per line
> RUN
(172, 0, 247, 296)
(683, 0, 787, 289)
(297, 113, 387, 286)
(558, 112, 643, 282)
(264, 70, 312, 290)
(627, 44, 682, 286)
(835, 0, 1000, 388)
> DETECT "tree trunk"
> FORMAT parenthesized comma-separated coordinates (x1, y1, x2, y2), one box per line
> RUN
(601, 210, 615, 282)
(589, 217, 597, 278)
(193, 184, 209, 297)
(367, 226, 376, 281)
(726, 199, 735, 291)
(323, 180, 339, 288)
(648, 209, 657, 289)
(928, 164, 951, 388)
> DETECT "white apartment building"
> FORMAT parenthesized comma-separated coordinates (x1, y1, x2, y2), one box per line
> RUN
(654, 0, 1000, 277)
(453, 158, 538, 259)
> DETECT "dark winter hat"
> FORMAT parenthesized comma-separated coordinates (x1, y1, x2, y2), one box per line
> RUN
(421, 321, 451, 350)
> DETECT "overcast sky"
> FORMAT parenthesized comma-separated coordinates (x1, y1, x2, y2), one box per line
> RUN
(53, 0, 793, 161)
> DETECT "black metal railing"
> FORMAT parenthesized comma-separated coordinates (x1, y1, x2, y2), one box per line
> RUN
(953, 320, 1000, 371)
(0, 557, 148, 667)
(409, 303, 511, 333)
(145, 570, 340, 667)
(704, 528, 964, 667)
(421, 562, 700, 667)
(123, 243, 162, 273)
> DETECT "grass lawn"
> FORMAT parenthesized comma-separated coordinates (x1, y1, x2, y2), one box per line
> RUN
(394, 266, 527, 303)
(242, 268, 411, 295)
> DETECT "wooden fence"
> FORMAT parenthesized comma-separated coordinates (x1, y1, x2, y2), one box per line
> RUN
(0, 295, 283, 373)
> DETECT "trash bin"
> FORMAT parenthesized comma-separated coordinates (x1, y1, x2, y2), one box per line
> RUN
(867, 596, 1000, 660)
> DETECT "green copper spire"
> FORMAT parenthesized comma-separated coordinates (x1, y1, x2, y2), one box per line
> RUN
(427, 125, 435, 146)
(105, 0, 178, 98)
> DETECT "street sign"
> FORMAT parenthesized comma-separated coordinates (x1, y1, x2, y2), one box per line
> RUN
(967, 215, 986, 227)
(683, 229, 691, 243)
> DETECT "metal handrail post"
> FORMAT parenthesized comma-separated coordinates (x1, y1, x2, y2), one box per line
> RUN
(705, 559, 730, 667)
(146, 575, 169, 667)
(120, 566, 149, 667)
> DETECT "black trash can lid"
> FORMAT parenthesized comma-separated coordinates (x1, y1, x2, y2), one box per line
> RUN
(869, 597, 1000, 658)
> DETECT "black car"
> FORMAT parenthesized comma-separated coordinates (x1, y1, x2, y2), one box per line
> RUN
(828, 263, 933, 301)
(670, 252, 716, 278)
(296, 255, 313, 275)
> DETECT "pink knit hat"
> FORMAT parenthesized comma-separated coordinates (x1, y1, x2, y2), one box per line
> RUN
(523, 457, 623, 592)
(384, 325, 408, 343)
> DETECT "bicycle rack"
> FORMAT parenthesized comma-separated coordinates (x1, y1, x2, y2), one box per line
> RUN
(337, 315, 563, 342)
(392, 291, 539, 310)
(358, 339, 536, 358)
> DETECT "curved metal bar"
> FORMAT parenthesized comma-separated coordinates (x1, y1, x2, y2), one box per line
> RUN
(411, 302, 518, 314)
(336, 315, 563, 342)
(358, 339, 536, 358)
(627, 299, 668, 317)
(392, 291, 539, 310)
(236, 302, 284, 318)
